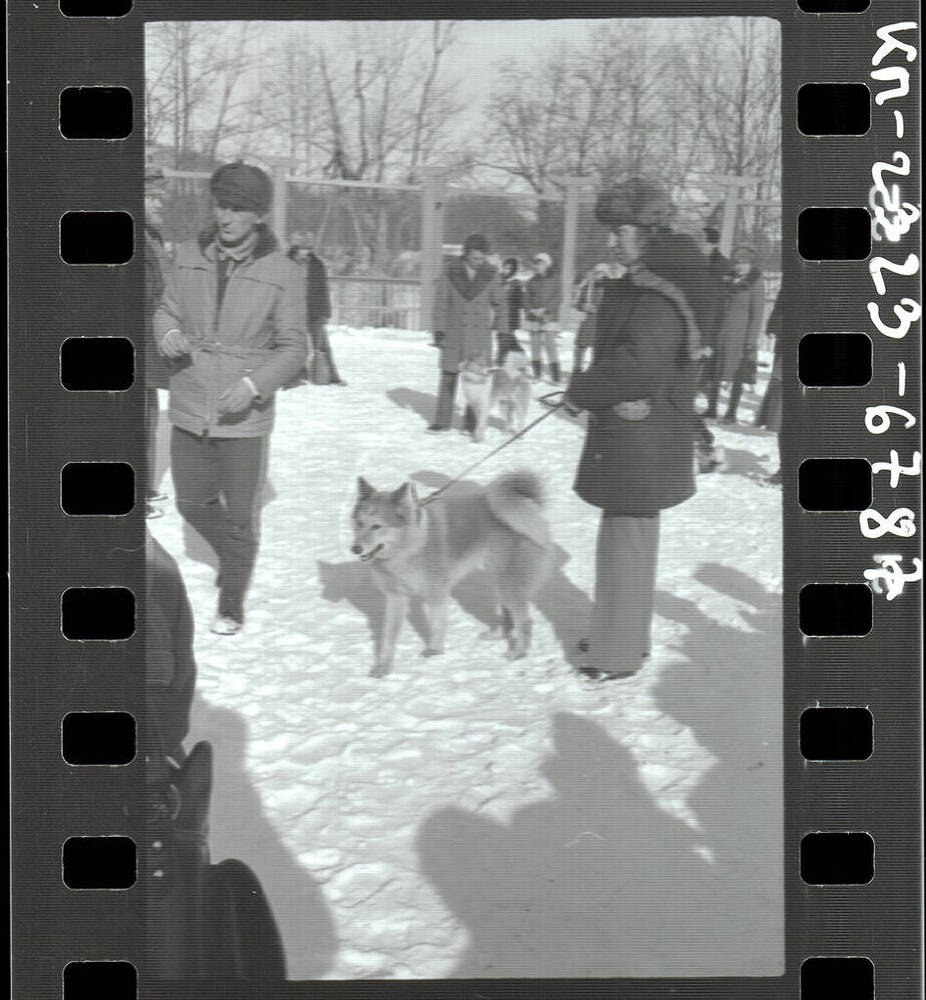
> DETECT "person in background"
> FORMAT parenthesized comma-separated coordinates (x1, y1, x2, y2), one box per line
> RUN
(153, 162, 308, 635)
(428, 233, 508, 433)
(144, 165, 172, 519)
(288, 232, 346, 386)
(711, 245, 766, 424)
(498, 256, 525, 362)
(755, 292, 782, 483)
(571, 262, 612, 375)
(524, 252, 563, 382)
(700, 226, 733, 416)
(564, 177, 714, 681)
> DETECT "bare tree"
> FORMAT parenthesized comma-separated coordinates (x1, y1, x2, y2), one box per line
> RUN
(146, 21, 259, 167)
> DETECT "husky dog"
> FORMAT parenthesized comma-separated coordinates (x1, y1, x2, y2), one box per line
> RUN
(459, 349, 534, 442)
(351, 470, 554, 677)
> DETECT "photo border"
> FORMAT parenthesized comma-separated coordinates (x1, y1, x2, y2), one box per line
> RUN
(8, 1, 922, 997)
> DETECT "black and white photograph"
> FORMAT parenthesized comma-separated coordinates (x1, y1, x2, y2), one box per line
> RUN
(143, 15, 785, 981)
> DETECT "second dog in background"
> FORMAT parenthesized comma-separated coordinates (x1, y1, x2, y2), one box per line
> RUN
(459, 348, 534, 443)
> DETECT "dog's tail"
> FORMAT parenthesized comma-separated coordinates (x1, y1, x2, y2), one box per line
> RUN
(485, 470, 551, 549)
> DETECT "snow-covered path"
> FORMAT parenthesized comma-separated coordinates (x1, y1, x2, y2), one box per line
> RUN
(149, 327, 783, 980)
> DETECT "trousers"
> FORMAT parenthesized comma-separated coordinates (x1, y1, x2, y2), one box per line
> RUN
(170, 427, 268, 619)
(528, 327, 560, 369)
(587, 512, 661, 675)
(146, 388, 163, 496)
(433, 371, 476, 431)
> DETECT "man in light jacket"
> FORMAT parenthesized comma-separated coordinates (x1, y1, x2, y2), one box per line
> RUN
(153, 162, 308, 635)
(428, 233, 508, 433)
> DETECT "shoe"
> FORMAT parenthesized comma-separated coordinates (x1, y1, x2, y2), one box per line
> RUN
(210, 614, 243, 636)
(531, 361, 542, 380)
(145, 502, 164, 519)
(764, 469, 782, 485)
(333, 379, 348, 386)
(426, 424, 451, 433)
(550, 363, 563, 383)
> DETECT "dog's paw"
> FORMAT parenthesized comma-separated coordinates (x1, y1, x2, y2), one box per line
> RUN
(504, 647, 527, 661)
(421, 646, 444, 658)
(370, 662, 392, 678)
(479, 625, 505, 641)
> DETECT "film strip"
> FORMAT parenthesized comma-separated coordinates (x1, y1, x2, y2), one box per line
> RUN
(8, 1, 921, 998)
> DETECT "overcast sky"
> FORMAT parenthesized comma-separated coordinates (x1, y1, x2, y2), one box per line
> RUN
(224, 17, 713, 110)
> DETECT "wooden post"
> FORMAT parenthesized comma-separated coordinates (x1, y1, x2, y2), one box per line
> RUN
(559, 177, 581, 327)
(719, 181, 740, 259)
(272, 163, 289, 244)
(419, 167, 446, 333)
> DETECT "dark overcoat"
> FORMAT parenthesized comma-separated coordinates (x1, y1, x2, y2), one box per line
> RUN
(568, 277, 699, 516)
(305, 252, 332, 325)
(432, 257, 508, 372)
(713, 270, 766, 382)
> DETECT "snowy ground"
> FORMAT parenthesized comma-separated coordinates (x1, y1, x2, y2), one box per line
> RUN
(149, 326, 783, 980)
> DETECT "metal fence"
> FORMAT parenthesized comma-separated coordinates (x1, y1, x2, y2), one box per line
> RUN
(329, 277, 420, 330)
(157, 167, 780, 335)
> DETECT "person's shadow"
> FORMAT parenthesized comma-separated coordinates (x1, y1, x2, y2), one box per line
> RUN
(190, 697, 338, 980)
(651, 563, 785, 966)
(417, 712, 727, 978)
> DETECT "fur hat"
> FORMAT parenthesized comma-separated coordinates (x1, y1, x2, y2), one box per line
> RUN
(595, 177, 674, 230)
(209, 162, 273, 214)
(463, 233, 490, 254)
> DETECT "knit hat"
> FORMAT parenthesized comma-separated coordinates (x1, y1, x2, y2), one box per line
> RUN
(532, 252, 553, 270)
(463, 233, 490, 254)
(210, 162, 273, 214)
(594, 177, 674, 230)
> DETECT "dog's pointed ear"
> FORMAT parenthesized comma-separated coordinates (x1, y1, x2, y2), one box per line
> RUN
(357, 476, 374, 500)
(390, 482, 418, 508)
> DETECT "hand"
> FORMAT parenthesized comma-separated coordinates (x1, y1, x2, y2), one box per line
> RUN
(562, 394, 582, 416)
(218, 378, 258, 415)
(158, 329, 192, 359)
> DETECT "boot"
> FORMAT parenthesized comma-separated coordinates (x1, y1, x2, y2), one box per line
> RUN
(550, 362, 563, 383)
(531, 360, 542, 380)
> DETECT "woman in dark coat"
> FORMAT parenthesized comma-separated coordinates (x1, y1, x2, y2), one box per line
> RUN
(565, 178, 713, 680)
(289, 233, 346, 386)
(497, 257, 525, 362)
(708, 245, 766, 423)
(524, 252, 563, 381)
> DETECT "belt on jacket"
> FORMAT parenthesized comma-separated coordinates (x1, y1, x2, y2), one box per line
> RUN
(193, 340, 272, 360)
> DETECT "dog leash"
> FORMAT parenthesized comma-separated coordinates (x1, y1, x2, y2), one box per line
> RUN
(420, 398, 566, 507)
